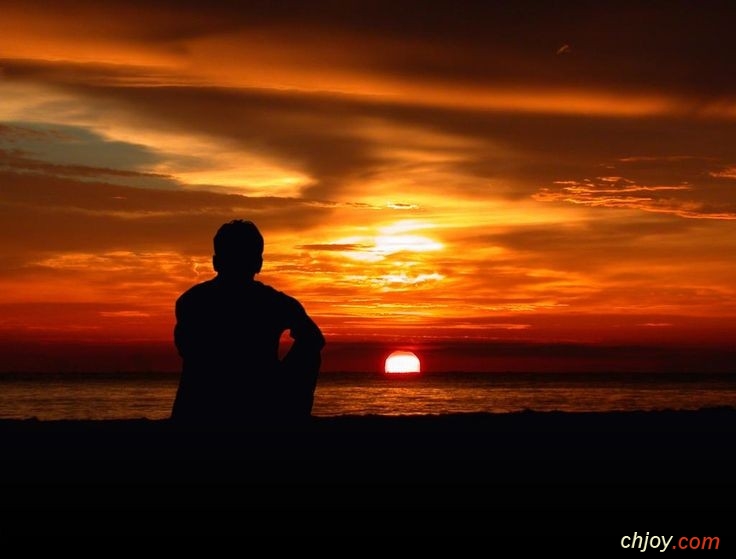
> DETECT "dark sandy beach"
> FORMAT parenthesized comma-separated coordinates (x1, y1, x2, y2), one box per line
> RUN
(2, 408, 735, 536)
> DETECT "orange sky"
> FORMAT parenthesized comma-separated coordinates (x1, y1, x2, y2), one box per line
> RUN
(1, 1, 735, 371)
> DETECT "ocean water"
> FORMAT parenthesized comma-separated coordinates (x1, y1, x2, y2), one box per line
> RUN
(1, 372, 735, 420)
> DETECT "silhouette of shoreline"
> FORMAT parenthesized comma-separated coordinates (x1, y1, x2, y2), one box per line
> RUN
(1, 407, 734, 530)
(3, 407, 734, 475)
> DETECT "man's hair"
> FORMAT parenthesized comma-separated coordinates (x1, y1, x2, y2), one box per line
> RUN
(213, 220, 264, 275)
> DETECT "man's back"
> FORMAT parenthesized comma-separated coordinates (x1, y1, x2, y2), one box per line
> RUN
(172, 276, 324, 425)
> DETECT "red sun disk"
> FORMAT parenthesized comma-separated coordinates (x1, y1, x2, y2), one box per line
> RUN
(385, 350, 421, 374)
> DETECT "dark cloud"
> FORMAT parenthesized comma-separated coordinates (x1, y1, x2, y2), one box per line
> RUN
(0, 58, 182, 87)
(25, 72, 393, 199)
(534, 165, 736, 220)
(0, 121, 172, 189)
(0, 148, 170, 182)
(0, 170, 331, 256)
(474, 217, 732, 269)
(7, 1, 736, 95)
(6, 57, 736, 205)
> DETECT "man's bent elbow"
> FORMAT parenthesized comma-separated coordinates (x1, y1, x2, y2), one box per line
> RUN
(292, 317, 325, 349)
(307, 328, 326, 351)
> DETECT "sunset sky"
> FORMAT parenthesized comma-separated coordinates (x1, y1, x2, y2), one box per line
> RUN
(2, 1, 735, 372)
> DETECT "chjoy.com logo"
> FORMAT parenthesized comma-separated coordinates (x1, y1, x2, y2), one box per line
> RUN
(621, 532, 720, 552)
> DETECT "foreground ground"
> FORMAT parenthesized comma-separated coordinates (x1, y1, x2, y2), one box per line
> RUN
(1, 408, 734, 536)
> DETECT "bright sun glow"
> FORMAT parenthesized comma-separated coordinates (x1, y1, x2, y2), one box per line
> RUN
(385, 351, 421, 374)
(334, 233, 443, 262)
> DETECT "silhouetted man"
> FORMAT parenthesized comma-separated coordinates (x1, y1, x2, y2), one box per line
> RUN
(172, 220, 325, 426)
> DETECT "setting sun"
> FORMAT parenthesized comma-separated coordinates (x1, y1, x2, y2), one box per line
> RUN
(385, 351, 421, 374)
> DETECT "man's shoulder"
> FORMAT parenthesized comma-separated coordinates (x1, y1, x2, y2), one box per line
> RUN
(176, 279, 218, 304)
(176, 278, 302, 310)
(253, 281, 304, 310)
(253, 281, 296, 301)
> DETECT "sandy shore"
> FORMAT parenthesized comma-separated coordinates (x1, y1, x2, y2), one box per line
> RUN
(2, 407, 734, 535)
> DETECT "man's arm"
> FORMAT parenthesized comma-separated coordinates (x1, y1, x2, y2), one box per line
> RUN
(280, 296, 324, 417)
(288, 302, 325, 351)
(281, 295, 324, 367)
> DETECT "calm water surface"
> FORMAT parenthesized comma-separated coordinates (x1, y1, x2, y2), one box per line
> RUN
(1, 372, 734, 420)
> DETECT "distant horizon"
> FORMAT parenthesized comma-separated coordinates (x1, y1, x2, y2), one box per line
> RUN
(3, 370, 736, 378)
(2, 366, 735, 422)
(1, 338, 733, 375)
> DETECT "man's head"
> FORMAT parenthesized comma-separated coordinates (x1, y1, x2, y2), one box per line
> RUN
(212, 220, 264, 278)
